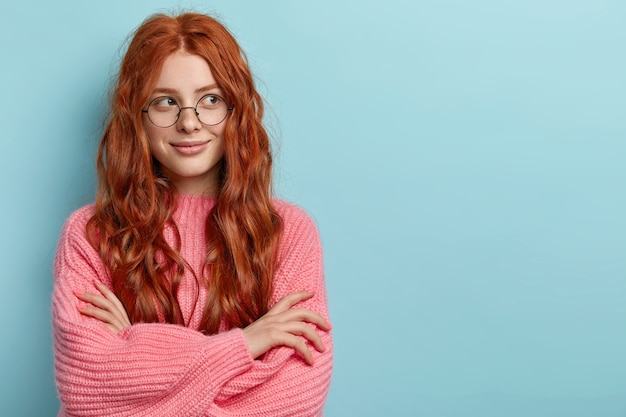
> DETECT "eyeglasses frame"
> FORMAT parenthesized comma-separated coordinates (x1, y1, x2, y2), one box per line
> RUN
(141, 93, 234, 128)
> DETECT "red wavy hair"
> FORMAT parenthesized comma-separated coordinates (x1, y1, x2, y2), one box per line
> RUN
(87, 12, 283, 334)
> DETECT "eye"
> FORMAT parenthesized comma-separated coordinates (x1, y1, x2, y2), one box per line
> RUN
(199, 94, 222, 108)
(151, 96, 178, 109)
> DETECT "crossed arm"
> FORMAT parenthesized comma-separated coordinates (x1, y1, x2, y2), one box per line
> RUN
(76, 283, 330, 365)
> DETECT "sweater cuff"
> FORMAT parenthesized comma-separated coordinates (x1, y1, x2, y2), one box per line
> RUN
(199, 328, 254, 394)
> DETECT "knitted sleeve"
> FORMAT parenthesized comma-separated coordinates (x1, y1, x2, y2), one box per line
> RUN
(52, 207, 254, 417)
(207, 202, 333, 416)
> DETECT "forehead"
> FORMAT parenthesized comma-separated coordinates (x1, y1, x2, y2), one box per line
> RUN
(154, 50, 216, 91)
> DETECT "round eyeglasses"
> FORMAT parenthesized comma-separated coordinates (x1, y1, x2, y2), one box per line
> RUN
(142, 94, 234, 128)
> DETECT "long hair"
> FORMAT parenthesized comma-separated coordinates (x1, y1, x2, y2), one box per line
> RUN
(87, 13, 283, 334)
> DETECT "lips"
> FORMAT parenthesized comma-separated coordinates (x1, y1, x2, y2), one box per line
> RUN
(171, 140, 210, 156)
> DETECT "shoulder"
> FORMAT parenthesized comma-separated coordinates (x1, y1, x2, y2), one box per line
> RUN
(270, 200, 326, 300)
(56, 204, 97, 258)
(272, 199, 320, 238)
(61, 204, 96, 238)
(271, 198, 307, 217)
(54, 203, 108, 282)
(66, 204, 96, 224)
(272, 199, 322, 260)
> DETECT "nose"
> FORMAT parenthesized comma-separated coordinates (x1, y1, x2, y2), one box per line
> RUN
(176, 106, 202, 132)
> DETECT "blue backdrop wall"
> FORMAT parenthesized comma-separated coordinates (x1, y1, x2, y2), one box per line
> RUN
(1, 1, 625, 416)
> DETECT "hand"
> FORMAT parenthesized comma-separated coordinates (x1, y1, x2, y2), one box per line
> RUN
(243, 291, 332, 365)
(75, 281, 132, 334)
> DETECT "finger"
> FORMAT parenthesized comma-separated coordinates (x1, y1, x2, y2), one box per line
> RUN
(103, 322, 120, 333)
(78, 304, 114, 324)
(75, 291, 111, 310)
(273, 308, 332, 331)
(79, 313, 120, 334)
(93, 282, 131, 327)
(75, 292, 130, 329)
(279, 321, 325, 352)
(268, 291, 314, 315)
(94, 282, 127, 313)
(281, 333, 313, 365)
(79, 306, 126, 333)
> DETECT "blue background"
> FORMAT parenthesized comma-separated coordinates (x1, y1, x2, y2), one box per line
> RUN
(1, 1, 625, 416)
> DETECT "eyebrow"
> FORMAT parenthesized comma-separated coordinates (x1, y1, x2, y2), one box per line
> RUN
(152, 84, 220, 95)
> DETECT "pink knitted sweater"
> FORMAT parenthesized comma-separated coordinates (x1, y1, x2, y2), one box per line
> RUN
(52, 195, 332, 417)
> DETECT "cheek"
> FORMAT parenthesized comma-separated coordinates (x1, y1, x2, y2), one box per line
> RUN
(141, 138, 167, 172)
(143, 123, 157, 143)
(214, 138, 226, 161)
(213, 125, 227, 156)
(143, 125, 166, 155)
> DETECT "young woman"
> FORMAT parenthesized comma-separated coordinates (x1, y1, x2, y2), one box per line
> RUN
(52, 12, 332, 417)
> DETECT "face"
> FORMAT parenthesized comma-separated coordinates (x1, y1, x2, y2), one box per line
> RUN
(143, 50, 227, 196)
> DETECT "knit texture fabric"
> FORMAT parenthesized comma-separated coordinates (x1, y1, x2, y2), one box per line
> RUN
(52, 195, 333, 417)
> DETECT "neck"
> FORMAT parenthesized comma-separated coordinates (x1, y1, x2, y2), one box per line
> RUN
(173, 180, 218, 196)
